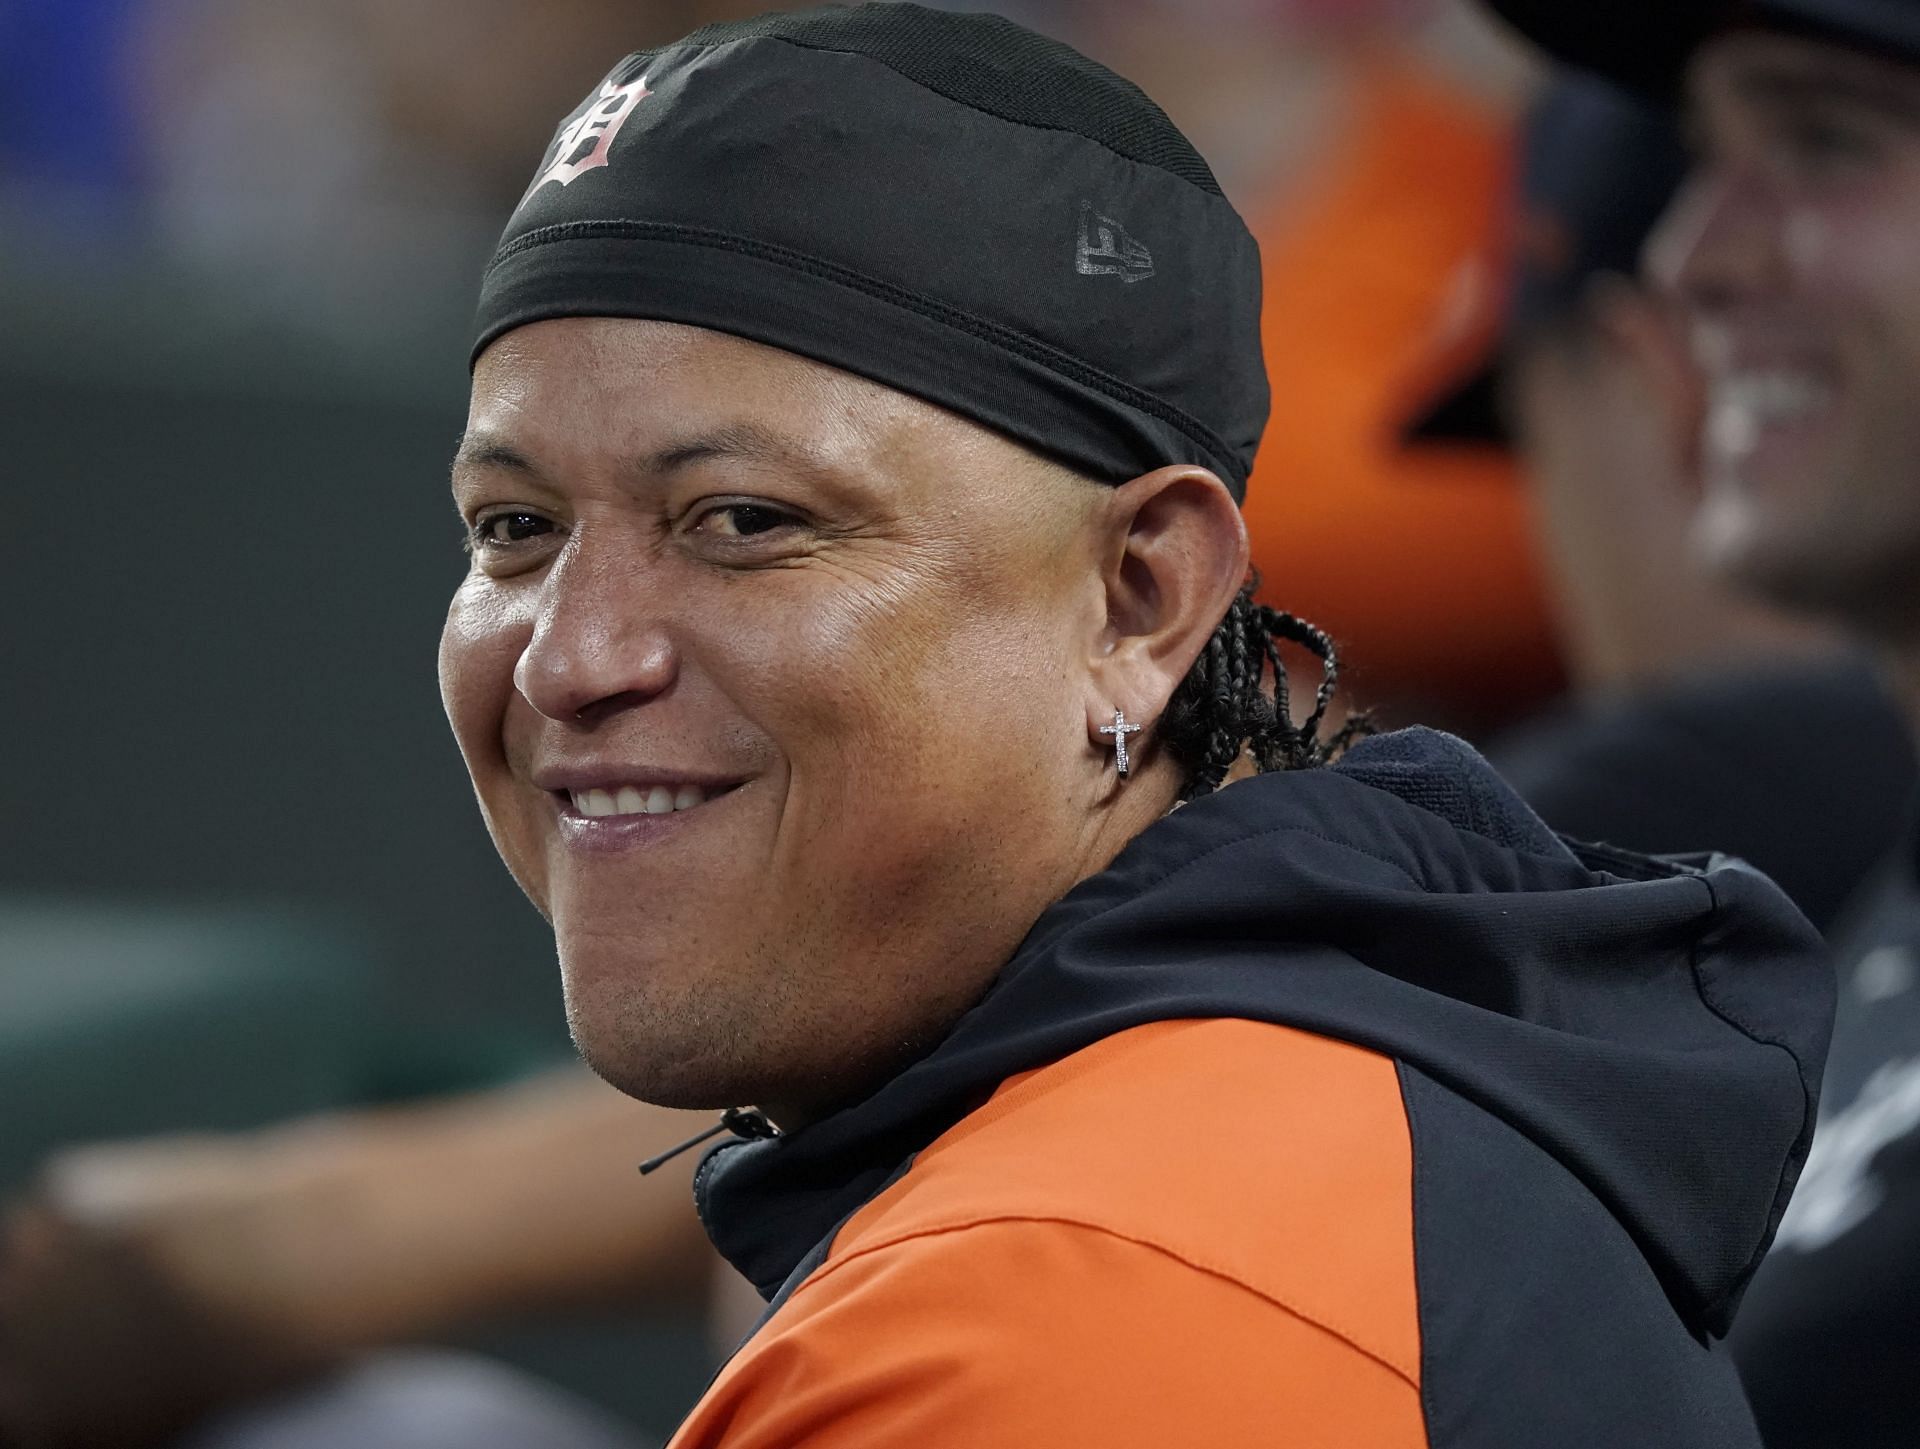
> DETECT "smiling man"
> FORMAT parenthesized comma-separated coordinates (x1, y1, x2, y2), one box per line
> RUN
(1675, 37, 1920, 635)
(1487, 1, 1920, 1443)
(446, 320, 1182, 1121)
(439, 6, 1833, 1445)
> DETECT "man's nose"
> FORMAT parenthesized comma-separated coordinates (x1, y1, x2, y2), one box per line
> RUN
(1646, 165, 1788, 314)
(513, 539, 678, 724)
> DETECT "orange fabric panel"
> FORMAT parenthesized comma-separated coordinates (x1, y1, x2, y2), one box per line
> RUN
(1244, 51, 1562, 717)
(670, 1019, 1424, 1446)
(671, 1220, 1426, 1448)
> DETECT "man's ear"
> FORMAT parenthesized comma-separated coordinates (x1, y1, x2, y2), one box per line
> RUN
(1086, 464, 1249, 740)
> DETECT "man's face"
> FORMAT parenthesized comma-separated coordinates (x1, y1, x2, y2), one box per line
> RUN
(441, 319, 1114, 1121)
(1652, 31, 1920, 636)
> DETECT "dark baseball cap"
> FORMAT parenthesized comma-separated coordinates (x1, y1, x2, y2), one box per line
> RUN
(472, 3, 1267, 499)
(1406, 71, 1690, 444)
(1485, 0, 1920, 97)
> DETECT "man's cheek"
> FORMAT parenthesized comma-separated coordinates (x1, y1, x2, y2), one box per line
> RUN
(726, 585, 937, 739)
(441, 580, 533, 756)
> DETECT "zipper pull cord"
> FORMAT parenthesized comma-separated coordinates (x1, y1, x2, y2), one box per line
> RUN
(638, 1106, 780, 1175)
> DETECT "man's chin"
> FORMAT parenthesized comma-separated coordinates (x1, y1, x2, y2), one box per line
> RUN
(560, 965, 786, 1112)
(1693, 489, 1810, 603)
(1696, 499, 1920, 633)
(569, 1022, 750, 1110)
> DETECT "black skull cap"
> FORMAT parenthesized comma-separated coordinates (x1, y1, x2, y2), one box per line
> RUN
(472, 3, 1268, 499)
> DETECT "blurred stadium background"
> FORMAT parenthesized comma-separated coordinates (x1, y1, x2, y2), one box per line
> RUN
(1, 0, 1550, 1436)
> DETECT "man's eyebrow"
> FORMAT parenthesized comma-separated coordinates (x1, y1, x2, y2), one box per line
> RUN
(1731, 61, 1920, 125)
(451, 432, 542, 478)
(451, 422, 808, 482)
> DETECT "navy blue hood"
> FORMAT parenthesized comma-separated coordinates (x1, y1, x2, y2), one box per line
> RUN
(694, 728, 1833, 1340)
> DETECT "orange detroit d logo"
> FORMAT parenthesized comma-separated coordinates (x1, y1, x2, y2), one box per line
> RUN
(536, 74, 651, 190)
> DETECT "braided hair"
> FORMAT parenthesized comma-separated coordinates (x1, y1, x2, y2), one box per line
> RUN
(1158, 578, 1371, 801)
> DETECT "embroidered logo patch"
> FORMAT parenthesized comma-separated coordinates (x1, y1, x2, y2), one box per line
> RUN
(534, 74, 651, 192)
(1075, 200, 1154, 284)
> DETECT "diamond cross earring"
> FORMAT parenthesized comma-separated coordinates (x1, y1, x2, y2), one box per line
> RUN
(1098, 708, 1142, 779)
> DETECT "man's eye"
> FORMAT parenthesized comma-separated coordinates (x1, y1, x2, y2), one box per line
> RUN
(468, 511, 554, 549)
(699, 503, 795, 538)
(1777, 111, 1879, 170)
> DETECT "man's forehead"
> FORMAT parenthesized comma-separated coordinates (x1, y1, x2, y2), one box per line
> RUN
(1693, 28, 1920, 120)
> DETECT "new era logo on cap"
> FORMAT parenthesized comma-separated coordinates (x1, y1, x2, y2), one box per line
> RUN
(1076, 200, 1154, 283)
(535, 74, 652, 192)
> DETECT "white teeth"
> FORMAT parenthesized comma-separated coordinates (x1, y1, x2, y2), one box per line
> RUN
(1712, 368, 1827, 435)
(1707, 396, 1760, 460)
(1707, 371, 1834, 456)
(567, 783, 711, 817)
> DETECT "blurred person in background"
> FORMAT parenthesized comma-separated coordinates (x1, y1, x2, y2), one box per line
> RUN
(1406, 70, 1915, 934)
(1485, 1, 1920, 1441)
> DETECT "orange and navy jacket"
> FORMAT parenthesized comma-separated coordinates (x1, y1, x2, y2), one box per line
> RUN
(669, 728, 1833, 1447)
